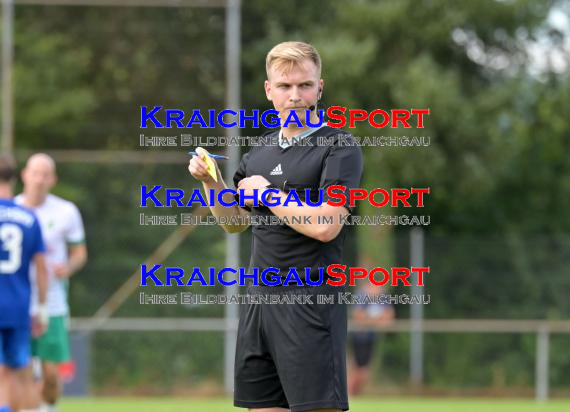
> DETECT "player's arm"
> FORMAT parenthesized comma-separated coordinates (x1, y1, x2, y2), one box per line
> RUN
(238, 137, 362, 242)
(188, 147, 250, 234)
(352, 306, 368, 324)
(270, 197, 346, 242)
(270, 196, 346, 242)
(237, 176, 346, 242)
(54, 243, 87, 279)
(34, 253, 48, 307)
(32, 252, 49, 336)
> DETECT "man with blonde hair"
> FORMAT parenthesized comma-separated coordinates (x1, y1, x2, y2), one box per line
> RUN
(16, 154, 87, 412)
(189, 41, 362, 411)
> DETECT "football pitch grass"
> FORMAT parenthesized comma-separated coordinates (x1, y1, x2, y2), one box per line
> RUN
(60, 397, 570, 411)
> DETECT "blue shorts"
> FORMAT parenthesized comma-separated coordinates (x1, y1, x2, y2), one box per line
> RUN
(0, 326, 31, 369)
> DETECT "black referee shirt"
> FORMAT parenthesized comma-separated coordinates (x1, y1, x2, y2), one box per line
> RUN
(233, 126, 363, 283)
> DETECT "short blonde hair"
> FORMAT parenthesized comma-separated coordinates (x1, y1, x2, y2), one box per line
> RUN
(266, 41, 322, 79)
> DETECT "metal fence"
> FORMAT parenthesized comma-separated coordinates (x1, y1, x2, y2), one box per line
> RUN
(68, 317, 570, 400)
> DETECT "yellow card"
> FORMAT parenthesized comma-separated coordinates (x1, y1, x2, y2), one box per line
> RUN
(196, 147, 217, 182)
(204, 154, 217, 182)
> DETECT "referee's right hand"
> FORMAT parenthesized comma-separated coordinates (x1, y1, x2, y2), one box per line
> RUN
(188, 147, 219, 183)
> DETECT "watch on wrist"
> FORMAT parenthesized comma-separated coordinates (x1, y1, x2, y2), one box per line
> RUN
(258, 184, 278, 207)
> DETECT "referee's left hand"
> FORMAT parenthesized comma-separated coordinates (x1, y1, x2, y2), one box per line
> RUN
(188, 147, 220, 183)
(237, 175, 270, 207)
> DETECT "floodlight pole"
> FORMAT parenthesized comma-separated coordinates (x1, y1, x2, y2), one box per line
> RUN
(224, 0, 241, 396)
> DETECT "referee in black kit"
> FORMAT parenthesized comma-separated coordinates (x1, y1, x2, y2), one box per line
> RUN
(188, 41, 363, 412)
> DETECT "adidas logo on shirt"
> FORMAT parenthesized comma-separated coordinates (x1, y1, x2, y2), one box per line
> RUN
(270, 164, 283, 176)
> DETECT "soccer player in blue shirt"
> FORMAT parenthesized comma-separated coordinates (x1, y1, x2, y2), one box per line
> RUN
(0, 155, 48, 412)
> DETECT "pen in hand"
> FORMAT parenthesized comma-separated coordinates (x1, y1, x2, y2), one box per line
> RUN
(187, 151, 230, 160)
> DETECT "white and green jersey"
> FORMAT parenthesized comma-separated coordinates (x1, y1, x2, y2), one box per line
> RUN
(15, 193, 85, 316)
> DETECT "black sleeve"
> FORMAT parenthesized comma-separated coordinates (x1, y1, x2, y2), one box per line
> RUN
(233, 150, 252, 212)
(319, 133, 364, 214)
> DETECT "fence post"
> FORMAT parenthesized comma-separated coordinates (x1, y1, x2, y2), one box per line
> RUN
(410, 227, 424, 388)
(535, 325, 550, 402)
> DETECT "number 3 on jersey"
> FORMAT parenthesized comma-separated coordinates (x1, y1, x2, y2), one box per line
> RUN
(0, 223, 23, 274)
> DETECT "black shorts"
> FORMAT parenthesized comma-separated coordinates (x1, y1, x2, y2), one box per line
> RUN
(350, 332, 377, 368)
(234, 284, 349, 412)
